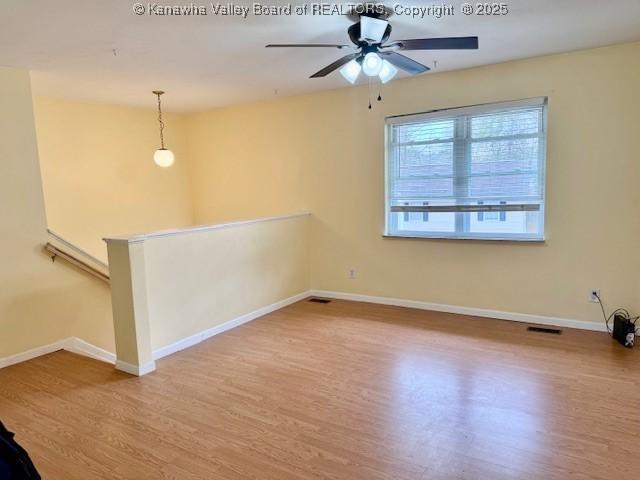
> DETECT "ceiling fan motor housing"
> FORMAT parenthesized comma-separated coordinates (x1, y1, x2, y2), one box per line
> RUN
(346, 3, 394, 22)
(348, 22, 392, 47)
(264, 2, 478, 80)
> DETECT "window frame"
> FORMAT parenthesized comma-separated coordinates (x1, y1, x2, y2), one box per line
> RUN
(384, 97, 548, 242)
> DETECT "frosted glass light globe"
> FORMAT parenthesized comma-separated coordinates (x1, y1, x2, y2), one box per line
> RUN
(153, 148, 175, 168)
(339, 60, 362, 84)
(378, 60, 398, 84)
(362, 52, 383, 77)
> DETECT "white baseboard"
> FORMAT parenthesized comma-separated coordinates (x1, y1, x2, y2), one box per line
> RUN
(0, 336, 116, 370)
(66, 337, 116, 364)
(0, 339, 70, 369)
(310, 289, 607, 333)
(0, 291, 310, 372)
(152, 290, 310, 360)
(115, 359, 156, 376)
(0, 288, 609, 372)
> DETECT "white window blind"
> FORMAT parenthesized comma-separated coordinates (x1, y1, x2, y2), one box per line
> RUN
(385, 98, 547, 241)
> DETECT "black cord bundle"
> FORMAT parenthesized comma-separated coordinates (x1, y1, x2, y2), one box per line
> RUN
(594, 292, 639, 337)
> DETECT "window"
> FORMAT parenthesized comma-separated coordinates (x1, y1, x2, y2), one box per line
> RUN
(385, 98, 547, 241)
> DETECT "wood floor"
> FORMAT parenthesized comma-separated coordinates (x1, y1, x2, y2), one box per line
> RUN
(1, 299, 639, 479)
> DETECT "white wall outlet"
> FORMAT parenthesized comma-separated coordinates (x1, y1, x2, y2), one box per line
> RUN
(589, 289, 601, 303)
(348, 269, 357, 280)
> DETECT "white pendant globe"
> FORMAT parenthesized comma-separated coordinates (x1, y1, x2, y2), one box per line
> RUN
(153, 148, 175, 168)
(362, 52, 383, 77)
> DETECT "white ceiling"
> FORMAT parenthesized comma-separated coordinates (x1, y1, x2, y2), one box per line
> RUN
(1, 0, 639, 112)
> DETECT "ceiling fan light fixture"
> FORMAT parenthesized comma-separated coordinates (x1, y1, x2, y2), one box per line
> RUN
(362, 52, 383, 76)
(378, 59, 398, 84)
(339, 59, 362, 84)
(265, 18, 478, 88)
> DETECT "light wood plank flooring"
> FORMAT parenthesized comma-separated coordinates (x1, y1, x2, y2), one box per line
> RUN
(1, 299, 639, 479)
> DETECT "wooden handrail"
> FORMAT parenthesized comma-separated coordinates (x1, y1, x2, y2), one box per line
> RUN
(47, 229, 108, 268)
(44, 243, 110, 284)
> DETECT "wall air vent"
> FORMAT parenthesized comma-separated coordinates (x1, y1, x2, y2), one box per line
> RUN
(527, 326, 562, 335)
(308, 298, 332, 304)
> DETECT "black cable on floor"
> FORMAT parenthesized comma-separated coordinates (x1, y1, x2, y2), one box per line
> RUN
(594, 292, 639, 340)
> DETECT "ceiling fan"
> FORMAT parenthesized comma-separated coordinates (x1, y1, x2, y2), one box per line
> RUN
(266, 7, 478, 85)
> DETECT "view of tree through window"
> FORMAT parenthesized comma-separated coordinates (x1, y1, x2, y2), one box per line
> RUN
(386, 99, 546, 240)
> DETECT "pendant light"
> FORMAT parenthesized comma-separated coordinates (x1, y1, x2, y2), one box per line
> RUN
(152, 90, 174, 168)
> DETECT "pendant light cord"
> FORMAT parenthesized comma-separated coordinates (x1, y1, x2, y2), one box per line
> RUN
(155, 92, 165, 149)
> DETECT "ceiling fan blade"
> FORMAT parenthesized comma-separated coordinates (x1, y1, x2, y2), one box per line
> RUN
(266, 44, 352, 49)
(360, 16, 388, 43)
(380, 52, 430, 75)
(310, 53, 360, 78)
(387, 37, 479, 51)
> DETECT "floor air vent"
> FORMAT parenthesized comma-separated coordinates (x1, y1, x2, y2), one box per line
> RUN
(527, 326, 562, 335)
(309, 298, 332, 304)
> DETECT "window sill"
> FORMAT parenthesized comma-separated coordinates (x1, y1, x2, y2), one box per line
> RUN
(382, 234, 546, 243)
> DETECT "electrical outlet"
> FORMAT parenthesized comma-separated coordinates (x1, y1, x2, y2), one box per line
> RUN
(348, 269, 357, 280)
(589, 289, 601, 303)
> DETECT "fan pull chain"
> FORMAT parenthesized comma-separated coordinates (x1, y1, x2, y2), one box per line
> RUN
(368, 77, 372, 109)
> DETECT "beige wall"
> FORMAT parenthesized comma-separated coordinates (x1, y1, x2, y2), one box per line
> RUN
(0, 66, 114, 359)
(10, 41, 638, 365)
(186, 103, 310, 224)
(106, 240, 155, 371)
(141, 214, 310, 351)
(187, 41, 640, 324)
(33, 96, 196, 262)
